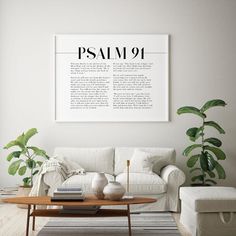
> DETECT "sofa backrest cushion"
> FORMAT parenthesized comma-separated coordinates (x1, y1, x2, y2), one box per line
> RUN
(53, 147, 114, 175)
(114, 147, 176, 175)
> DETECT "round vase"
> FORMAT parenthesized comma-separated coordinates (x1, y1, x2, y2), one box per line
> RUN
(103, 181, 126, 201)
(91, 172, 108, 199)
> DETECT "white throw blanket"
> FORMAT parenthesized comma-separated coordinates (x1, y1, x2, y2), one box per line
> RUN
(30, 157, 85, 196)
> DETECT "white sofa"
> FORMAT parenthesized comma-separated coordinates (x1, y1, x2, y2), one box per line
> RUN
(44, 147, 185, 212)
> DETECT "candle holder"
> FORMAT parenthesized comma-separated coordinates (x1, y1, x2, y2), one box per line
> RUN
(123, 160, 134, 199)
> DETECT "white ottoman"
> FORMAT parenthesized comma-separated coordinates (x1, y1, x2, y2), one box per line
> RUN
(180, 187, 236, 236)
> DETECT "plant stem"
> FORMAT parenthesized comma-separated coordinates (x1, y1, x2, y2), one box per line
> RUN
(201, 117, 205, 185)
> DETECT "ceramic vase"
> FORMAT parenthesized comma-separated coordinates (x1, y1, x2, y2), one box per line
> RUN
(91, 172, 108, 199)
(103, 181, 126, 200)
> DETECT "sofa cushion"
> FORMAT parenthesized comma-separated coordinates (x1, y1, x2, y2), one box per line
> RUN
(180, 187, 236, 212)
(53, 147, 114, 175)
(127, 149, 161, 174)
(62, 172, 114, 193)
(115, 147, 176, 175)
(116, 173, 167, 194)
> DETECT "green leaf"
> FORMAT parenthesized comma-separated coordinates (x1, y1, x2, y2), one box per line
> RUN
(28, 146, 47, 157)
(200, 99, 226, 113)
(177, 106, 206, 118)
(206, 171, 215, 178)
(183, 144, 202, 156)
(204, 138, 222, 147)
(206, 152, 216, 171)
(200, 153, 208, 171)
(187, 155, 200, 168)
(26, 159, 36, 169)
(192, 174, 205, 182)
(23, 177, 31, 187)
(6, 151, 22, 161)
(205, 179, 217, 185)
(18, 166, 27, 176)
(32, 170, 39, 176)
(8, 160, 23, 175)
(190, 167, 201, 173)
(4, 140, 25, 149)
(186, 127, 203, 142)
(204, 121, 225, 134)
(24, 128, 38, 145)
(205, 146, 226, 160)
(36, 161, 43, 167)
(16, 133, 26, 146)
(186, 127, 198, 138)
(215, 162, 226, 179)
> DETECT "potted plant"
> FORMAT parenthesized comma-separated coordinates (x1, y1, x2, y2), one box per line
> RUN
(177, 99, 227, 186)
(4, 128, 49, 204)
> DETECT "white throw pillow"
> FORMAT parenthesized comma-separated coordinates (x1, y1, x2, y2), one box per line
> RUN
(125, 149, 161, 174)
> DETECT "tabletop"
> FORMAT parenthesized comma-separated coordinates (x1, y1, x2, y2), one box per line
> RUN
(3, 195, 157, 206)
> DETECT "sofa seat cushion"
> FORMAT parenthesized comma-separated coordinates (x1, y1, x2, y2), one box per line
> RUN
(180, 187, 236, 212)
(61, 172, 114, 193)
(116, 173, 167, 194)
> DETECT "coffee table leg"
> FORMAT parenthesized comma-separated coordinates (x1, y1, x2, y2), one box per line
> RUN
(127, 204, 132, 236)
(26, 204, 31, 236)
(32, 205, 36, 231)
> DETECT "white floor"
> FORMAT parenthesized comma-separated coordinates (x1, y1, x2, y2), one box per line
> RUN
(0, 203, 191, 236)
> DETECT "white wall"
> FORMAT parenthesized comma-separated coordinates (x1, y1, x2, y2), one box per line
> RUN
(0, 0, 236, 187)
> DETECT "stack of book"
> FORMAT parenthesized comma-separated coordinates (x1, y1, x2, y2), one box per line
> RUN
(60, 205, 100, 215)
(51, 187, 85, 201)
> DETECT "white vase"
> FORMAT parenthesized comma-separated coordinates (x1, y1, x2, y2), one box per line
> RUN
(91, 172, 108, 199)
(103, 181, 126, 201)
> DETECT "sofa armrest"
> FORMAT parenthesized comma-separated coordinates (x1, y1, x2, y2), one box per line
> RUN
(161, 164, 186, 212)
(43, 171, 65, 196)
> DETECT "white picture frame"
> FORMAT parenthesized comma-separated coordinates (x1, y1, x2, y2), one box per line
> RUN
(54, 34, 169, 122)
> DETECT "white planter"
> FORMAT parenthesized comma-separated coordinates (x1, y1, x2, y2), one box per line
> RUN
(103, 181, 125, 201)
(17, 186, 32, 208)
(91, 172, 108, 199)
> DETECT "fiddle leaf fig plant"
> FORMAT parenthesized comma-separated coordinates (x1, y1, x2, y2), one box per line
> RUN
(4, 128, 49, 187)
(177, 99, 227, 185)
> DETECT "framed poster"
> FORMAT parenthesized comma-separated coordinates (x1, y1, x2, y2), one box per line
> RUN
(54, 34, 169, 122)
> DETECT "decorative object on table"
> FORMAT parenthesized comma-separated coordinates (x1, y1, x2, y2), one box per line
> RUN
(91, 172, 108, 200)
(177, 99, 227, 186)
(51, 186, 85, 201)
(123, 160, 134, 199)
(103, 181, 125, 200)
(4, 128, 49, 207)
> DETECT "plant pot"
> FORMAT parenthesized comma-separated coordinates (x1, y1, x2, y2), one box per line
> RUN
(91, 172, 108, 199)
(17, 186, 32, 208)
(103, 181, 125, 201)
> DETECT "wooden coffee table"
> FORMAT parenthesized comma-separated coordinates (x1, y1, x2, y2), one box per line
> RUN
(4, 195, 156, 236)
